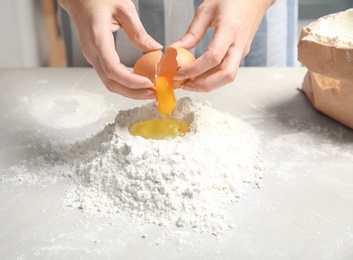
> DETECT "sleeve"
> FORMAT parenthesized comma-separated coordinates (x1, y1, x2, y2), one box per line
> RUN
(243, 0, 299, 67)
(58, 0, 298, 68)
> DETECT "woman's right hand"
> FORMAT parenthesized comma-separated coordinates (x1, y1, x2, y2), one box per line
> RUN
(59, 0, 163, 99)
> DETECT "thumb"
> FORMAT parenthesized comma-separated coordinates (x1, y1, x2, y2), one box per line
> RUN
(170, 10, 210, 49)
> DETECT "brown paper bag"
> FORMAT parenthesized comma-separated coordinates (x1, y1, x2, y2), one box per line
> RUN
(302, 71, 353, 129)
(298, 9, 353, 129)
(298, 25, 353, 84)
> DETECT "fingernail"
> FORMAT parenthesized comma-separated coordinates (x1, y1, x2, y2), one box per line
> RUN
(174, 73, 187, 81)
(141, 80, 154, 89)
(145, 90, 156, 99)
(172, 81, 182, 89)
(148, 40, 163, 50)
(181, 83, 195, 92)
(182, 86, 194, 92)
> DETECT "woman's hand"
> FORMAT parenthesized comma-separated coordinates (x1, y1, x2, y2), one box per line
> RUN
(172, 0, 275, 92)
(59, 0, 163, 99)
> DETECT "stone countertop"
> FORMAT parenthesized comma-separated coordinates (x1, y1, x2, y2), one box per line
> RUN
(0, 67, 352, 259)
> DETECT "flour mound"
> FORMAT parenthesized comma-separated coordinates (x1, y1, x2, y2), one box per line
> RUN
(66, 97, 263, 234)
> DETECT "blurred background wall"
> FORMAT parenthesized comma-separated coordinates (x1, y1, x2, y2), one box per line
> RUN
(0, 0, 352, 68)
(0, 0, 65, 68)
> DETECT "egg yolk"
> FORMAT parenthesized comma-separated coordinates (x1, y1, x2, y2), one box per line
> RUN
(129, 114, 189, 140)
(155, 76, 176, 115)
(129, 76, 189, 139)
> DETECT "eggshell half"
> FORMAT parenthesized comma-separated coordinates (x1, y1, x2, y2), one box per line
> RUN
(134, 50, 164, 83)
(133, 47, 195, 88)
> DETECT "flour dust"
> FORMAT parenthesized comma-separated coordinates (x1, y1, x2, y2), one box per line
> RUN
(29, 92, 107, 129)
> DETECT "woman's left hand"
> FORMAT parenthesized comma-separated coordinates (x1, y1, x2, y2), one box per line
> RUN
(172, 0, 275, 92)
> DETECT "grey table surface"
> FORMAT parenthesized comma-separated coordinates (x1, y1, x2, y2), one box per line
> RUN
(0, 68, 352, 259)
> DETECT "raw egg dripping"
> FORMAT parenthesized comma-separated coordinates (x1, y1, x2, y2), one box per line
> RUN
(129, 114, 189, 140)
(155, 76, 176, 115)
(130, 47, 195, 140)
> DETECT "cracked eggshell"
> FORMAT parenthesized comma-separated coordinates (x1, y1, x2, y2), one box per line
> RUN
(133, 50, 163, 83)
(133, 47, 195, 88)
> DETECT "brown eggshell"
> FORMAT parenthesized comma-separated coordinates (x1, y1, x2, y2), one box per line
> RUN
(133, 50, 164, 83)
(133, 47, 195, 88)
(173, 47, 196, 68)
(171, 47, 196, 89)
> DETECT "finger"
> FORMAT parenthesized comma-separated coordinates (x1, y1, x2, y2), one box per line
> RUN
(174, 25, 234, 81)
(116, 4, 163, 51)
(182, 44, 242, 93)
(91, 27, 155, 90)
(170, 5, 212, 49)
(93, 59, 156, 100)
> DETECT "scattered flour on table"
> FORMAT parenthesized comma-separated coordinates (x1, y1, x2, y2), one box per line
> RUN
(29, 92, 107, 129)
(63, 97, 264, 234)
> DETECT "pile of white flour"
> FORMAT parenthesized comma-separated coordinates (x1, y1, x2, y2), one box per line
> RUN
(64, 97, 263, 234)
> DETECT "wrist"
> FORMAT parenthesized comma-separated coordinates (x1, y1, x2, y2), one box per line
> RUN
(257, 0, 276, 13)
(263, 0, 276, 7)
